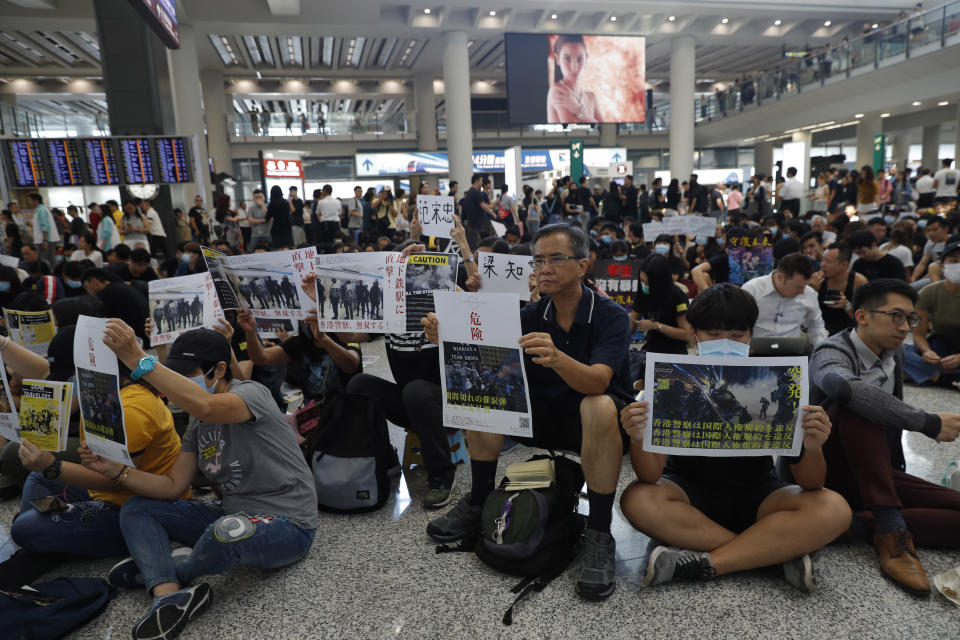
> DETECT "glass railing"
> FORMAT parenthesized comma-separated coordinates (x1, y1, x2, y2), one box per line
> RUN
(231, 111, 412, 138)
(0, 102, 109, 138)
(693, 0, 960, 123)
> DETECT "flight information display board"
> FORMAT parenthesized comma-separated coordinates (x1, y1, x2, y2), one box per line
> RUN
(6, 140, 48, 187)
(155, 137, 191, 183)
(119, 138, 155, 184)
(46, 139, 84, 186)
(83, 139, 119, 185)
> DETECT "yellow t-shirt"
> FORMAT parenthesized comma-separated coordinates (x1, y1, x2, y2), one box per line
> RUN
(89, 384, 187, 505)
(112, 208, 125, 239)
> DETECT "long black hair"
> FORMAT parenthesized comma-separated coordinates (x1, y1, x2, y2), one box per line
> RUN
(641, 254, 675, 320)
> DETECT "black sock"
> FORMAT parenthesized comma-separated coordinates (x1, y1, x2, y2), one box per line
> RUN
(469, 459, 498, 506)
(872, 506, 907, 534)
(587, 489, 615, 533)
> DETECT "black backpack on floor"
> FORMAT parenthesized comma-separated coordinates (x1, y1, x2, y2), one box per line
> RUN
(301, 393, 399, 514)
(438, 453, 585, 625)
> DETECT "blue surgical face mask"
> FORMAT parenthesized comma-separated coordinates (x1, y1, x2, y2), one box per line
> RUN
(767, 227, 779, 236)
(654, 244, 670, 255)
(613, 255, 627, 261)
(918, 220, 928, 229)
(641, 283, 650, 295)
(54, 254, 63, 263)
(188, 366, 217, 394)
(717, 237, 726, 247)
(600, 235, 613, 244)
(590, 229, 599, 238)
(181, 253, 192, 263)
(884, 215, 896, 225)
(0, 282, 10, 293)
(65, 279, 83, 289)
(697, 337, 750, 357)
(507, 243, 517, 249)
(696, 236, 708, 246)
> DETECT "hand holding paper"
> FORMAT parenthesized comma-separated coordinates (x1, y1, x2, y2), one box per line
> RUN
(620, 401, 648, 442)
(17, 438, 55, 473)
(519, 332, 561, 367)
(103, 318, 147, 371)
(800, 406, 831, 451)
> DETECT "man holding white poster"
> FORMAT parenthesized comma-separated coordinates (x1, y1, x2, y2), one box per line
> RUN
(417, 194, 456, 240)
(423, 223, 634, 602)
(618, 284, 851, 592)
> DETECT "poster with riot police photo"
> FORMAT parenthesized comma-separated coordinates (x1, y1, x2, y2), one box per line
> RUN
(203, 246, 316, 321)
(643, 353, 807, 457)
(148, 273, 221, 345)
(404, 252, 459, 332)
(314, 252, 393, 333)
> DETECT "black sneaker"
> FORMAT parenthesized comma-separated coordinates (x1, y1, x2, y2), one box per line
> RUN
(422, 475, 457, 510)
(108, 548, 192, 590)
(575, 528, 617, 601)
(426, 493, 482, 542)
(783, 553, 816, 593)
(132, 583, 212, 640)
(644, 546, 716, 586)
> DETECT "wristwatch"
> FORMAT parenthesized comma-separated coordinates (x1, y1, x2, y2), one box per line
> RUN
(42, 458, 62, 480)
(130, 355, 158, 381)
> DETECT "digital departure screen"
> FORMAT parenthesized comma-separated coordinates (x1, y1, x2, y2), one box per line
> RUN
(46, 139, 84, 186)
(83, 139, 119, 185)
(119, 138, 155, 184)
(6, 140, 47, 187)
(156, 137, 191, 183)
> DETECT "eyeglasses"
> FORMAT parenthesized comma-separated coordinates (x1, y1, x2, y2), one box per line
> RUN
(868, 309, 921, 328)
(529, 255, 582, 269)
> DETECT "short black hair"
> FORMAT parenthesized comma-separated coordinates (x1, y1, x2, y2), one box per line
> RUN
(800, 231, 823, 245)
(687, 283, 759, 332)
(867, 216, 886, 227)
(114, 244, 132, 261)
(776, 252, 814, 279)
(131, 248, 151, 264)
(849, 229, 879, 250)
(81, 268, 117, 284)
(825, 242, 853, 264)
(62, 261, 86, 279)
(852, 278, 918, 311)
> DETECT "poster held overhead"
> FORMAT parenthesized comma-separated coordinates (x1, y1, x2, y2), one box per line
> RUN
(643, 353, 807, 458)
(417, 195, 456, 239)
(203, 247, 316, 320)
(148, 272, 220, 345)
(74, 315, 132, 466)
(3, 309, 56, 356)
(435, 291, 533, 438)
(475, 253, 531, 301)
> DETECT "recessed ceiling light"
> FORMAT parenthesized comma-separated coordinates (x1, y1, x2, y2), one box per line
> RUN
(489, 9, 496, 16)
(880, 112, 891, 118)
(938, 100, 949, 106)
(667, 15, 676, 21)
(854, 113, 864, 118)
(256, 70, 262, 80)
(720, 17, 729, 24)
(872, 23, 879, 29)
(551, 13, 557, 19)
(824, 20, 832, 27)
(774, 19, 782, 26)
(423, 8, 430, 14)
(610, 15, 617, 22)
(912, 100, 921, 106)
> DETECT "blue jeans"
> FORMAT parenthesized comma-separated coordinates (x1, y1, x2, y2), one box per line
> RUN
(903, 335, 959, 385)
(10, 472, 127, 557)
(526, 217, 540, 235)
(119, 496, 316, 592)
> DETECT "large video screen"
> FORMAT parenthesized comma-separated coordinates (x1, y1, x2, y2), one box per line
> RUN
(505, 33, 645, 125)
(6, 140, 47, 187)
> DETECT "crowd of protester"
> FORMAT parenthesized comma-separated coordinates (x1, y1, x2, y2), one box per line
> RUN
(0, 154, 958, 637)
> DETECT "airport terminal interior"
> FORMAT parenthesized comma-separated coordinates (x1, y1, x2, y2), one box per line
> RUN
(1, 0, 960, 638)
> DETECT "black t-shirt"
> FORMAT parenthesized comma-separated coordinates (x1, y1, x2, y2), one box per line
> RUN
(188, 207, 208, 234)
(707, 252, 730, 284)
(280, 327, 361, 402)
(289, 197, 305, 227)
(691, 186, 708, 213)
(385, 333, 441, 388)
(265, 199, 292, 237)
(818, 271, 857, 336)
(108, 262, 159, 283)
(461, 187, 489, 229)
(632, 285, 690, 355)
(622, 185, 639, 218)
(665, 454, 778, 490)
(851, 253, 907, 282)
(579, 186, 596, 214)
(666, 255, 686, 278)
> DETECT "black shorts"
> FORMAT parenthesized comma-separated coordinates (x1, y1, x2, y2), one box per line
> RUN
(660, 472, 791, 534)
(511, 394, 630, 455)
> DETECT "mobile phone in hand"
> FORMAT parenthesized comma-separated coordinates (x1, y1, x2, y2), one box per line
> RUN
(31, 496, 69, 513)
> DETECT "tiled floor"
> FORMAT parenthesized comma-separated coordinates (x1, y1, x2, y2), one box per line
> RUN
(3, 339, 960, 639)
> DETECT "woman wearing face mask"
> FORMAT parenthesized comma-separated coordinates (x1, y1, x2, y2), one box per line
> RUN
(685, 234, 722, 269)
(904, 240, 960, 387)
(0, 265, 24, 310)
(652, 234, 686, 281)
(82, 324, 317, 640)
(175, 242, 206, 277)
(630, 255, 692, 357)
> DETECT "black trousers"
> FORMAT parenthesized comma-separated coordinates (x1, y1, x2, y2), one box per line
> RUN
(346, 374, 455, 482)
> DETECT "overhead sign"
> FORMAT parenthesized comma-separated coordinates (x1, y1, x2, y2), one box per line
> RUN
(131, 0, 180, 49)
(263, 158, 303, 179)
(354, 147, 628, 177)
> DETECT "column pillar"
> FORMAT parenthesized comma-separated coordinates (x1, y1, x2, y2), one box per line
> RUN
(414, 71, 437, 151)
(855, 113, 883, 170)
(889, 132, 911, 171)
(200, 70, 232, 178)
(790, 131, 811, 216)
(167, 24, 210, 221)
(442, 31, 473, 190)
(954, 105, 960, 165)
(753, 141, 774, 179)
(669, 36, 695, 181)
(921, 124, 940, 170)
(599, 123, 617, 147)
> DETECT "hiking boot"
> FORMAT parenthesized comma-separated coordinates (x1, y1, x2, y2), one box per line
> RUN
(132, 583, 212, 640)
(783, 554, 816, 594)
(422, 475, 457, 510)
(426, 493, 482, 542)
(575, 528, 617, 601)
(874, 530, 930, 595)
(644, 546, 716, 586)
(108, 548, 192, 590)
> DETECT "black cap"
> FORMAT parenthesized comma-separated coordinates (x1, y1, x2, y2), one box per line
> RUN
(163, 329, 231, 376)
(47, 324, 76, 382)
(939, 240, 960, 261)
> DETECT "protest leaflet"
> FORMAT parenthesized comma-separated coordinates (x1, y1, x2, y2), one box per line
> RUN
(727, 228, 774, 285)
(434, 291, 533, 438)
(416, 195, 456, 239)
(3, 308, 56, 355)
(148, 273, 221, 345)
(202, 246, 316, 320)
(73, 315, 132, 465)
(476, 253, 531, 301)
(643, 353, 808, 457)
(19, 380, 72, 451)
(643, 216, 718, 239)
(256, 317, 296, 339)
(0, 352, 18, 442)
(593, 259, 641, 312)
(404, 252, 459, 332)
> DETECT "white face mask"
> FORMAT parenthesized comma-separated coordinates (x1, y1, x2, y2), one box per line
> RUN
(697, 338, 750, 358)
(944, 262, 960, 285)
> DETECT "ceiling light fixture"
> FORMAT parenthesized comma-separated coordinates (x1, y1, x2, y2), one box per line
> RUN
(720, 17, 729, 24)
(610, 15, 617, 22)
(823, 20, 832, 27)
(880, 112, 891, 118)
(489, 10, 496, 16)
(872, 23, 879, 29)
(938, 100, 949, 106)
(668, 15, 676, 22)
(912, 100, 921, 106)
(854, 113, 864, 118)
(774, 19, 782, 26)
(256, 70, 262, 79)
(551, 13, 557, 19)
(423, 8, 430, 14)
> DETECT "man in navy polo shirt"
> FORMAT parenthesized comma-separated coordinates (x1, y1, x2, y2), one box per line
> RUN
(422, 223, 633, 601)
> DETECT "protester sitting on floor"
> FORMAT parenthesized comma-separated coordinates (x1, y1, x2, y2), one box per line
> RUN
(81, 324, 317, 640)
(618, 283, 851, 591)
(850, 230, 908, 282)
(742, 252, 828, 347)
(809, 243, 868, 336)
(422, 222, 634, 601)
(810, 279, 960, 595)
(904, 239, 960, 387)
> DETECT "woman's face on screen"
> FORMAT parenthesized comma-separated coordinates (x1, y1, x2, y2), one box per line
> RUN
(555, 42, 587, 82)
